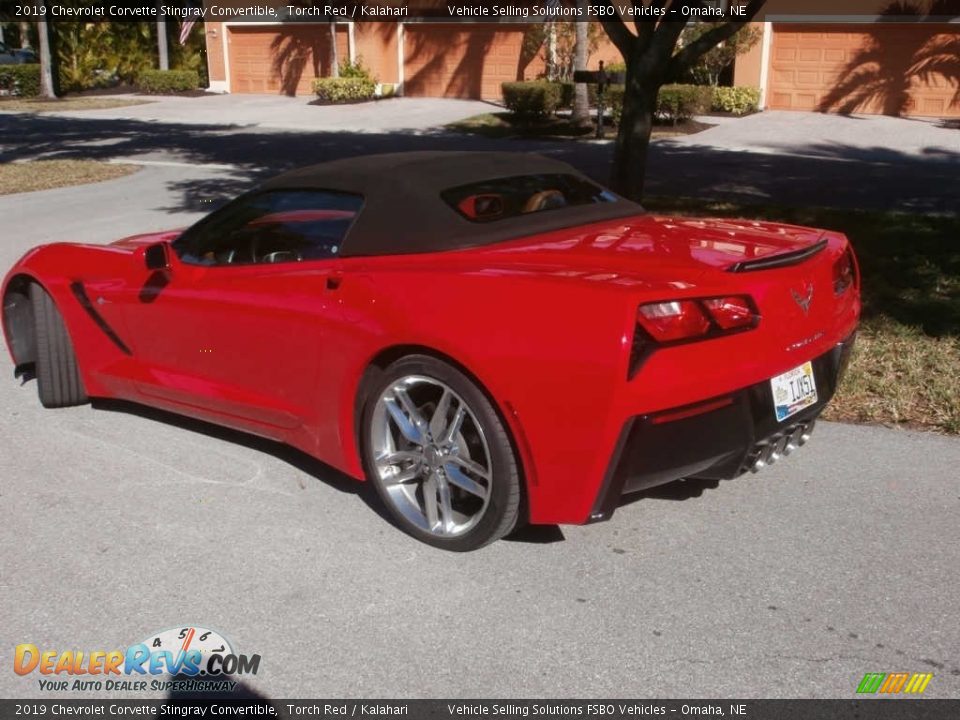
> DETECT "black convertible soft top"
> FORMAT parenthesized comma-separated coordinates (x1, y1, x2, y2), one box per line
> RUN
(259, 151, 644, 256)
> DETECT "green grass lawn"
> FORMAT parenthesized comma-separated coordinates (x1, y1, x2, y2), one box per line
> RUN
(643, 197, 960, 434)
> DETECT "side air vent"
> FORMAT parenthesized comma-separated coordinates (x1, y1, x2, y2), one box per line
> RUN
(69, 282, 133, 356)
(727, 238, 828, 273)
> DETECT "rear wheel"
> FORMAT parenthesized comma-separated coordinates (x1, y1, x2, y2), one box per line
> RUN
(361, 355, 521, 551)
(30, 284, 88, 408)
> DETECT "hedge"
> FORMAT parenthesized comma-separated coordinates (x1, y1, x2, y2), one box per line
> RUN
(603, 84, 710, 126)
(557, 81, 600, 109)
(656, 84, 713, 122)
(137, 69, 199, 94)
(313, 77, 376, 104)
(501, 81, 562, 120)
(605, 85, 625, 125)
(0, 64, 41, 97)
(712, 86, 761, 115)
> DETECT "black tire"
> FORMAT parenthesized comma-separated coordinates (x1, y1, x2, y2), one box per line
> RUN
(360, 354, 522, 551)
(29, 283, 88, 408)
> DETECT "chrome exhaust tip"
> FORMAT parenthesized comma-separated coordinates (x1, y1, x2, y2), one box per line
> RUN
(783, 426, 804, 455)
(740, 419, 817, 476)
(771, 435, 789, 462)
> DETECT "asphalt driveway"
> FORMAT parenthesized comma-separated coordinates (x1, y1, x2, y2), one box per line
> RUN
(1, 152, 959, 699)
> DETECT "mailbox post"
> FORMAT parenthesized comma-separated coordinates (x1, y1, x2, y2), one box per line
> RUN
(572, 60, 625, 139)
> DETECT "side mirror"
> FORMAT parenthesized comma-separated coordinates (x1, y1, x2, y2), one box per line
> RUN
(144, 242, 171, 271)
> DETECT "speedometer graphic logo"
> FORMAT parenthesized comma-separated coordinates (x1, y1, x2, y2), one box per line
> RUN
(141, 626, 234, 674)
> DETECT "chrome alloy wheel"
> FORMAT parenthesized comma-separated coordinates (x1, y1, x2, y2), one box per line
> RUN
(370, 375, 493, 538)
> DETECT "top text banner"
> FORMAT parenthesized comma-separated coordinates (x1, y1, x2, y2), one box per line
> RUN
(4, 1, 960, 24)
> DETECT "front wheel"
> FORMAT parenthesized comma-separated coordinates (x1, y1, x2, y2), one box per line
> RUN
(361, 355, 521, 551)
(30, 283, 88, 409)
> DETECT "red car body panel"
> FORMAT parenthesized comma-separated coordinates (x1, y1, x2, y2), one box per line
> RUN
(3, 213, 860, 526)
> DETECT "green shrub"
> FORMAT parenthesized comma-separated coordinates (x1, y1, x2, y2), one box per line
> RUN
(712, 86, 761, 115)
(313, 76, 376, 103)
(501, 81, 563, 120)
(603, 84, 711, 127)
(0, 64, 41, 97)
(603, 61, 627, 78)
(137, 69, 199, 94)
(656, 84, 712, 123)
(557, 81, 600, 109)
(605, 85, 625, 125)
(338, 58, 375, 81)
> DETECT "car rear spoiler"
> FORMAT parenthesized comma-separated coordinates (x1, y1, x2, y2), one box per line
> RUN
(726, 238, 828, 273)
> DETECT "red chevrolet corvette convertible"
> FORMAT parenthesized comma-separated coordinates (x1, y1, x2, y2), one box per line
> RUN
(2, 152, 859, 550)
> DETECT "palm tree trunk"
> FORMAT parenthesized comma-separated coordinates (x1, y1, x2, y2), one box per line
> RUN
(156, 17, 169, 71)
(572, 4, 589, 125)
(329, 22, 339, 77)
(37, 9, 56, 98)
(546, 22, 557, 81)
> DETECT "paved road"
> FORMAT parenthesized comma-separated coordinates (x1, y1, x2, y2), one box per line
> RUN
(2, 355, 959, 699)
(1, 106, 958, 214)
(1, 109, 959, 699)
(23, 94, 498, 133)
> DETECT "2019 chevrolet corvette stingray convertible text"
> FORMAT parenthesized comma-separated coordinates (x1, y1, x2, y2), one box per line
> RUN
(2, 152, 859, 550)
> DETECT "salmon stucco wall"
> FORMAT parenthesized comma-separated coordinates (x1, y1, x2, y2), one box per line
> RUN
(733, 22, 766, 90)
(205, 22, 226, 88)
(354, 23, 400, 86)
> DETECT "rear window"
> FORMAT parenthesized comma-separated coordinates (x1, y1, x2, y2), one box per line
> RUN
(441, 174, 618, 223)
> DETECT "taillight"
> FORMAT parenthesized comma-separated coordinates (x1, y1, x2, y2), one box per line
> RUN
(637, 295, 759, 343)
(637, 300, 710, 342)
(833, 247, 856, 295)
(630, 295, 759, 378)
(702, 296, 757, 331)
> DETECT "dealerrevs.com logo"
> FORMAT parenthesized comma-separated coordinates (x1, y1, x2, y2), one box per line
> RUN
(14, 626, 261, 693)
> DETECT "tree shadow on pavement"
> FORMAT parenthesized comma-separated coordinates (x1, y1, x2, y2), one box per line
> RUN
(3, 113, 957, 215)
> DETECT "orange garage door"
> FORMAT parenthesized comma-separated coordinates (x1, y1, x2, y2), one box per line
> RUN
(228, 25, 349, 96)
(403, 25, 545, 100)
(768, 24, 959, 118)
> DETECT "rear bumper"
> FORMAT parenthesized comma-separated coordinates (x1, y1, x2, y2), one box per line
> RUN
(589, 333, 856, 522)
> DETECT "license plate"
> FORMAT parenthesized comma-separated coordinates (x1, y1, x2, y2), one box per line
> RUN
(771, 361, 818, 422)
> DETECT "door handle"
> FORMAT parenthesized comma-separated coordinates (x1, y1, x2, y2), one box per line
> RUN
(326, 275, 342, 291)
